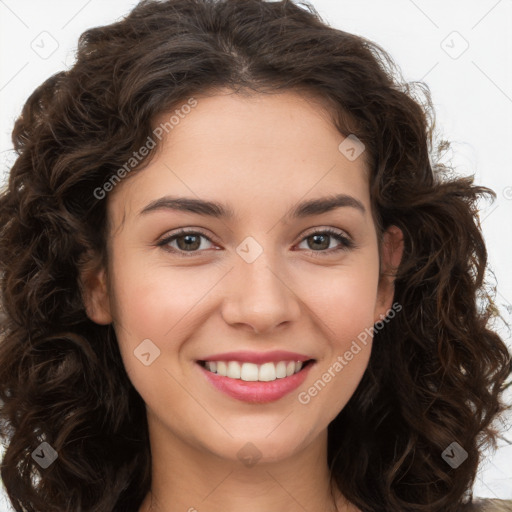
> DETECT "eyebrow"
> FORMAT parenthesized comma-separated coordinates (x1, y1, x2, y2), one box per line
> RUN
(139, 193, 366, 219)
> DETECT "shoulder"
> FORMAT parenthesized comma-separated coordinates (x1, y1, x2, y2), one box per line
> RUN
(459, 499, 512, 511)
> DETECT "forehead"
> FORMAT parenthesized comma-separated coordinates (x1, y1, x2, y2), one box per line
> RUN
(108, 90, 371, 226)
(158, 89, 361, 162)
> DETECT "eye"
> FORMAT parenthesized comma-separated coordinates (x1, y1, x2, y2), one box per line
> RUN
(156, 227, 355, 257)
(296, 228, 355, 255)
(157, 229, 217, 255)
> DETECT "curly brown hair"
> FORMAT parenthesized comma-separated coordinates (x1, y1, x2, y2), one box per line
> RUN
(0, 0, 510, 511)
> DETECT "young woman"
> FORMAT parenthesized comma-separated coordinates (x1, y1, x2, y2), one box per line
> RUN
(0, 1, 510, 511)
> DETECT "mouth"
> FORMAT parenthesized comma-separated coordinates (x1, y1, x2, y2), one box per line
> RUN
(197, 359, 315, 382)
(196, 358, 316, 403)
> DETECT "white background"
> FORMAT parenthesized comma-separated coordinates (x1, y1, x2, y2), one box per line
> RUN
(0, 0, 511, 509)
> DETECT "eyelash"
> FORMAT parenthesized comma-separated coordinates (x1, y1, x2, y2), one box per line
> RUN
(156, 227, 355, 257)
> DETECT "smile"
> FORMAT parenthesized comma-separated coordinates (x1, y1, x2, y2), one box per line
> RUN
(196, 356, 316, 403)
(199, 359, 313, 382)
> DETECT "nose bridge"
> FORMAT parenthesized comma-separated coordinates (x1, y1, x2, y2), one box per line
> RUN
(221, 237, 301, 333)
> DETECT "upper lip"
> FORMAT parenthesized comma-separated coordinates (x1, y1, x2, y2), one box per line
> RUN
(198, 350, 314, 364)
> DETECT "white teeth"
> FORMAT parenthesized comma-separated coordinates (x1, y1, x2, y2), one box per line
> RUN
(227, 361, 241, 379)
(275, 361, 287, 379)
(205, 361, 217, 372)
(259, 362, 276, 381)
(202, 359, 309, 381)
(240, 363, 259, 381)
(216, 361, 227, 376)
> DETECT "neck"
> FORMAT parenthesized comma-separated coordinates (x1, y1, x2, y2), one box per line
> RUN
(138, 412, 357, 512)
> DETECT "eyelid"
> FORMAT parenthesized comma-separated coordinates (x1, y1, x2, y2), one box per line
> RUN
(300, 225, 353, 242)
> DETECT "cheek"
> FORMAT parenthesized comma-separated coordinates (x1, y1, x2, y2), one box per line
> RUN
(292, 254, 379, 421)
(298, 344, 372, 431)
(108, 245, 219, 343)
(296, 277, 375, 428)
(108, 273, 193, 418)
(295, 252, 381, 341)
(106, 250, 227, 397)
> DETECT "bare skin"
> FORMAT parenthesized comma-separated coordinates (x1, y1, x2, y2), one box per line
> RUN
(82, 89, 403, 512)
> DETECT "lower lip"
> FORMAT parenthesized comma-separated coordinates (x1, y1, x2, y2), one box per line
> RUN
(198, 362, 315, 403)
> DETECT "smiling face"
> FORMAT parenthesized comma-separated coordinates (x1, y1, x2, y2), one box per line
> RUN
(82, 89, 403, 465)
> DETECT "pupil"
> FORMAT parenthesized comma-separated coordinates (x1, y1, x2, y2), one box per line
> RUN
(310, 234, 329, 250)
(178, 234, 200, 251)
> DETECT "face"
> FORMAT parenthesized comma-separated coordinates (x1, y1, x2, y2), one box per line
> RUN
(83, 89, 403, 464)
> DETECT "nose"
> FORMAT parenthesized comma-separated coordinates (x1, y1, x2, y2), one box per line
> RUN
(220, 250, 302, 335)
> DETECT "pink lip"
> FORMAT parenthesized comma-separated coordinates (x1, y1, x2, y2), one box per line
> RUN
(197, 360, 315, 403)
(198, 350, 312, 364)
